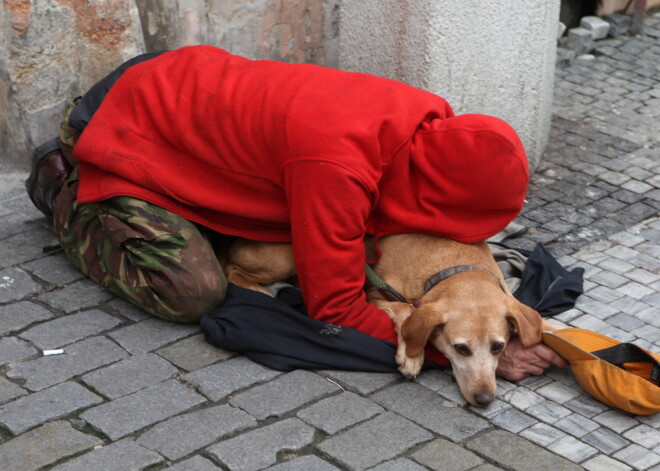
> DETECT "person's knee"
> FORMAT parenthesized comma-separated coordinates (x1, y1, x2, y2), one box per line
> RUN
(166, 269, 228, 323)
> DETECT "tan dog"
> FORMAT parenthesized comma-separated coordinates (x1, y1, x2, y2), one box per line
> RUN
(220, 233, 560, 407)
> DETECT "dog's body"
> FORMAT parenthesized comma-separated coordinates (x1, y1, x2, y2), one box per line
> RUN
(220, 233, 560, 406)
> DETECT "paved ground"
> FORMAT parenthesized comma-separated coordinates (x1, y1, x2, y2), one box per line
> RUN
(0, 13, 658, 471)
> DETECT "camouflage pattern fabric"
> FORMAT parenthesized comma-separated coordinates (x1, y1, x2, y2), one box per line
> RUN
(59, 98, 81, 165)
(51, 102, 227, 323)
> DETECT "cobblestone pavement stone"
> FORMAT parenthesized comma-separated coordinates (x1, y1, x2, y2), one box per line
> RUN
(0, 14, 658, 471)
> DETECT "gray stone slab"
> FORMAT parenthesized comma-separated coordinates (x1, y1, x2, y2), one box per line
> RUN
(318, 369, 401, 395)
(49, 438, 164, 471)
(0, 376, 27, 405)
(520, 422, 567, 447)
(206, 418, 316, 471)
(38, 279, 115, 313)
(526, 400, 572, 423)
(412, 438, 484, 471)
(297, 391, 384, 434)
(182, 356, 281, 401)
(156, 333, 233, 371)
(7, 336, 129, 391)
(582, 427, 630, 454)
(554, 414, 600, 438)
(623, 424, 660, 449)
(165, 456, 222, 471)
(547, 435, 599, 463)
(0, 230, 58, 269)
(466, 430, 582, 471)
(592, 410, 640, 433)
(81, 379, 207, 440)
(582, 455, 633, 471)
(19, 309, 122, 349)
(0, 336, 38, 365)
(21, 253, 84, 286)
(367, 459, 429, 471)
(0, 301, 53, 335)
(265, 455, 341, 470)
(81, 353, 178, 399)
(136, 404, 256, 460)
(0, 421, 102, 471)
(317, 412, 432, 471)
(371, 382, 489, 441)
(229, 370, 338, 420)
(0, 381, 103, 434)
(108, 317, 199, 354)
(107, 298, 150, 322)
(490, 407, 538, 433)
(0, 267, 42, 303)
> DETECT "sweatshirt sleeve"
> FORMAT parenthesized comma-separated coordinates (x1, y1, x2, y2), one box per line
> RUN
(282, 159, 449, 367)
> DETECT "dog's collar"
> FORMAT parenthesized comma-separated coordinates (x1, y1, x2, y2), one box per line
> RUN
(424, 265, 507, 295)
(365, 263, 507, 306)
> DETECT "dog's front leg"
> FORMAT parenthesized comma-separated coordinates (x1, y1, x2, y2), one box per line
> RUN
(369, 293, 423, 378)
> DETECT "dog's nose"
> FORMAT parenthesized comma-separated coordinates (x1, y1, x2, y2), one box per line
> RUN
(474, 392, 494, 406)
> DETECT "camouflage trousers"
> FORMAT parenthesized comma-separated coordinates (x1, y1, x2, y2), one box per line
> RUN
(52, 101, 227, 323)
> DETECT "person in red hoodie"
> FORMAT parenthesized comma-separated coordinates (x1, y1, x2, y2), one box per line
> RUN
(27, 45, 566, 380)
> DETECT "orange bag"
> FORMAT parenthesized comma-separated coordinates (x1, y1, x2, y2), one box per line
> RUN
(543, 328, 660, 415)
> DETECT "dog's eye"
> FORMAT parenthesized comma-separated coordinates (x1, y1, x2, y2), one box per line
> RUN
(491, 342, 505, 354)
(454, 344, 471, 356)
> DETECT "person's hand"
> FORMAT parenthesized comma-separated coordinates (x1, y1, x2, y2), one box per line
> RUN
(496, 335, 568, 381)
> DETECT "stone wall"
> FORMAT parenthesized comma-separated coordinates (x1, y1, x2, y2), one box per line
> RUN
(338, 0, 560, 171)
(0, 0, 336, 172)
(2, 0, 557, 173)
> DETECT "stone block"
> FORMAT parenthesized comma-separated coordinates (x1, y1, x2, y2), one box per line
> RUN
(48, 438, 163, 471)
(265, 456, 342, 470)
(367, 459, 428, 471)
(0, 336, 37, 366)
(316, 412, 432, 470)
(566, 27, 595, 54)
(21, 254, 83, 286)
(580, 16, 610, 40)
(80, 379, 207, 440)
(520, 423, 567, 447)
(108, 317, 199, 354)
(19, 309, 122, 350)
(547, 435, 599, 463)
(412, 438, 484, 471)
(37, 279, 115, 313)
(7, 336, 128, 391)
(582, 427, 630, 454)
(490, 407, 537, 433)
(228, 370, 338, 420)
(0, 376, 27, 405)
(466, 429, 583, 471)
(81, 353, 178, 399)
(558, 21, 567, 39)
(371, 382, 489, 441)
(0, 301, 54, 336)
(297, 391, 384, 434)
(0, 421, 102, 471)
(602, 13, 632, 37)
(0, 267, 42, 304)
(166, 456, 222, 471)
(0, 231, 58, 269)
(0, 381, 102, 434)
(136, 404, 256, 460)
(318, 369, 400, 395)
(156, 333, 233, 371)
(182, 356, 280, 402)
(206, 418, 316, 471)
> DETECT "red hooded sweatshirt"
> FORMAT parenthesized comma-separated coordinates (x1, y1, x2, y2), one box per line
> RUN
(73, 46, 529, 366)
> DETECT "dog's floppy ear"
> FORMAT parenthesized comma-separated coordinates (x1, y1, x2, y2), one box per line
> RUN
(401, 304, 448, 357)
(506, 299, 543, 347)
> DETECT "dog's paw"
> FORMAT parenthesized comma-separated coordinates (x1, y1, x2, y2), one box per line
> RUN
(396, 346, 423, 379)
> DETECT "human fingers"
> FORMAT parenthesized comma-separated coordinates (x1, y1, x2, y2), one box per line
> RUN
(528, 343, 569, 369)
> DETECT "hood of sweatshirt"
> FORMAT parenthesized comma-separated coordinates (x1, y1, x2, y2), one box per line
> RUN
(366, 114, 529, 244)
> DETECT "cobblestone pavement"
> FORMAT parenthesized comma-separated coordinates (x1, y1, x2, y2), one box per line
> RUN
(0, 14, 658, 471)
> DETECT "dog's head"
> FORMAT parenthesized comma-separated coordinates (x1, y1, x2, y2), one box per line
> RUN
(401, 280, 543, 406)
